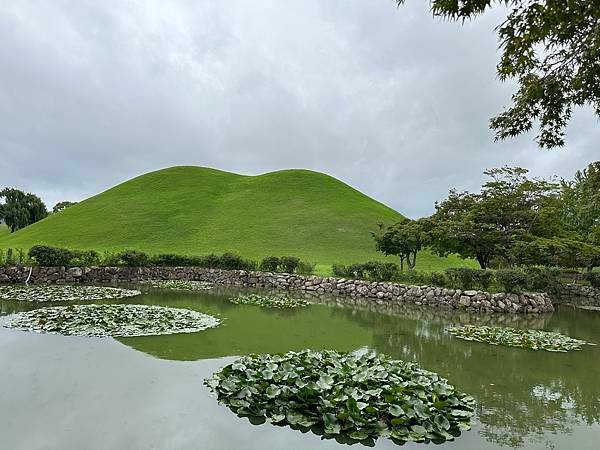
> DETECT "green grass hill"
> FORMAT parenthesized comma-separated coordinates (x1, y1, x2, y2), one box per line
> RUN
(0, 166, 472, 273)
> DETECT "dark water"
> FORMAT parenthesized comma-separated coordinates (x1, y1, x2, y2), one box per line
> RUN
(0, 286, 599, 450)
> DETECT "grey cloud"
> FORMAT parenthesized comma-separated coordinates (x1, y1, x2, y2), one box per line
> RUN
(0, 0, 598, 217)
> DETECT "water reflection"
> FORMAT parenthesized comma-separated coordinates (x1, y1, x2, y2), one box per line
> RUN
(1, 285, 599, 449)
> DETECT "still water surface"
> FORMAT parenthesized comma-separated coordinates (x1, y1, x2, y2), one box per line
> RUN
(0, 286, 599, 450)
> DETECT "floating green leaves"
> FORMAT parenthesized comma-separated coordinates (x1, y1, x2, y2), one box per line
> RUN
(447, 325, 596, 352)
(141, 280, 213, 291)
(229, 294, 309, 309)
(205, 349, 474, 445)
(0, 284, 140, 302)
(3, 304, 220, 337)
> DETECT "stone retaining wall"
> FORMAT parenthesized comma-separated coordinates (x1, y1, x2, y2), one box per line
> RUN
(0, 266, 554, 314)
(557, 283, 600, 299)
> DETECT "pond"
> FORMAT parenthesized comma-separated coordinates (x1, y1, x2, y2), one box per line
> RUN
(0, 285, 599, 450)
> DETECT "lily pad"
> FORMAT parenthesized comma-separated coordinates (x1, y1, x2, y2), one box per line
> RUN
(447, 325, 595, 352)
(205, 349, 474, 445)
(140, 280, 213, 291)
(3, 304, 220, 337)
(0, 284, 140, 302)
(229, 294, 309, 309)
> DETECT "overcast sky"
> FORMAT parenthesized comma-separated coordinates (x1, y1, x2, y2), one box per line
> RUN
(1, 0, 598, 218)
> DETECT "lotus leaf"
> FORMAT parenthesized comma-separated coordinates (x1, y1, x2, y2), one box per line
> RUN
(447, 325, 596, 352)
(140, 280, 213, 291)
(3, 304, 220, 337)
(0, 284, 141, 302)
(205, 349, 474, 445)
(229, 294, 309, 309)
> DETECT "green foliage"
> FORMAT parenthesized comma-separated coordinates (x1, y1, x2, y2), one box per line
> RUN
(586, 273, 600, 289)
(495, 270, 529, 294)
(259, 256, 303, 273)
(205, 349, 475, 445)
(0, 167, 468, 273)
(4, 304, 220, 337)
(52, 201, 77, 213)
(70, 249, 100, 266)
(428, 167, 563, 269)
(295, 261, 316, 275)
(332, 261, 400, 282)
(447, 326, 596, 353)
(28, 245, 74, 266)
(0, 284, 140, 302)
(0, 187, 48, 232)
(117, 250, 150, 267)
(397, 1, 600, 149)
(373, 219, 425, 271)
(445, 268, 492, 290)
(141, 280, 214, 290)
(259, 256, 280, 272)
(229, 294, 310, 309)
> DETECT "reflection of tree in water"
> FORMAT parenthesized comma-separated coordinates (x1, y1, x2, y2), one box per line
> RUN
(322, 300, 600, 448)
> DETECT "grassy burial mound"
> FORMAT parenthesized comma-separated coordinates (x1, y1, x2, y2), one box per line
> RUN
(0, 166, 468, 271)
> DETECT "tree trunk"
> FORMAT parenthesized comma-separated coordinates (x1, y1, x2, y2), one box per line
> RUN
(399, 256, 405, 272)
(407, 251, 417, 271)
(476, 254, 488, 270)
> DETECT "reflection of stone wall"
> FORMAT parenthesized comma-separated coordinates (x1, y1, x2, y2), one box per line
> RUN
(0, 266, 554, 314)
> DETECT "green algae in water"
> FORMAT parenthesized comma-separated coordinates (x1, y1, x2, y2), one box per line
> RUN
(205, 349, 474, 445)
(3, 304, 220, 337)
(447, 325, 596, 352)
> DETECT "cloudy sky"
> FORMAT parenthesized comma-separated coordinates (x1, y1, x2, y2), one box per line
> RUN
(1, 0, 598, 218)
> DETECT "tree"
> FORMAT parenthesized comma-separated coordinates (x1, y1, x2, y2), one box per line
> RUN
(395, 1, 600, 148)
(373, 219, 425, 271)
(52, 201, 77, 213)
(562, 162, 600, 270)
(0, 188, 48, 232)
(428, 167, 561, 269)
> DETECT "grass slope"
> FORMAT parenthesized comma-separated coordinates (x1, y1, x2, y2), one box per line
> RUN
(0, 167, 473, 272)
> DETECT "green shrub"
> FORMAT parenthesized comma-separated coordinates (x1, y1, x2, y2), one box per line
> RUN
(429, 272, 449, 288)
(332, 263, 351, 278)
(28, 245, 73, 266)
(150, 253, 203, 266)
(523, 266, 561, 294)
(117, 250, 149, 267)
(445, 268, 476, 290)
(217, 253, 256, 271)
(71, 250, 100, 266)
(0, 249, 5, 266)
(280, 256, 300, 273)
(295, 260, 316, 275)
(586, 272, 600, 288)
(496, 269, 529, 293)
(259, 256, 280, 272)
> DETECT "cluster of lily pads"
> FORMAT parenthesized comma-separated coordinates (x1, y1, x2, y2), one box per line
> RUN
(0, 284, 141, 302)
(141, 280, 214, 291)
(229, 294, 310, 309)
(205, 349, 474, 445)
(3, 304, 220, 337)
(447, 325, 596, 352)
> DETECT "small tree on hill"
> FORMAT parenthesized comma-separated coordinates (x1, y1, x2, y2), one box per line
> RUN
(52, 201, 77, 213)
(373, 219, 425, 271)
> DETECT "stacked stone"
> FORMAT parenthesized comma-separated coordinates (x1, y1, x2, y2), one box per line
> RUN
(0, 266, 554, 314)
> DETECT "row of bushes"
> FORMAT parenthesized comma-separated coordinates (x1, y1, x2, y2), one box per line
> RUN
(0, 245, 317, 276)
(332, 261, 600, 293)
